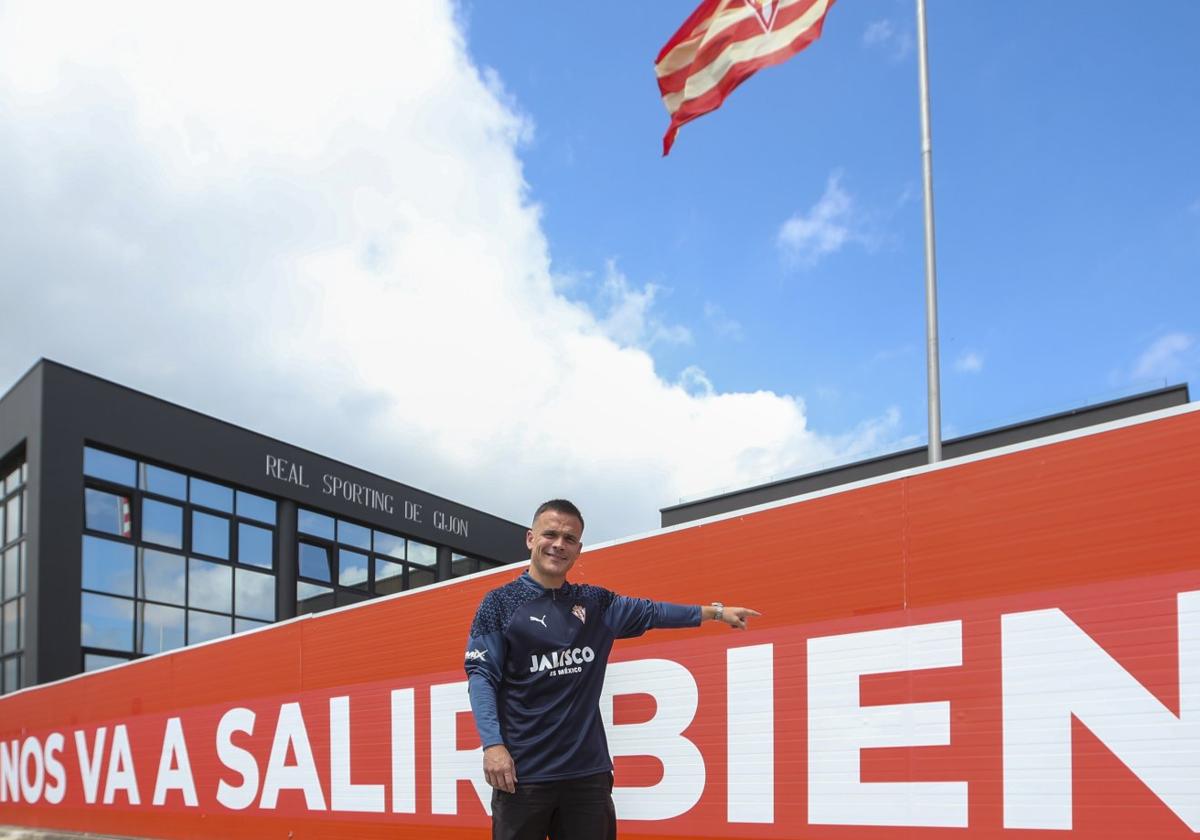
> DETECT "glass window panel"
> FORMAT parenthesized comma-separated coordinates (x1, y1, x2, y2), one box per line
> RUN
(236, 491, 276, 525)
(83, 653, 127, 673)
(2, 600, 18, 653)
(4, 467, 21, 493)
(451, 553, 477, 577)
(2, 546, 18, 600)
(408, 566, 436, 590)
(139, 548, 186, 605)
(84, 488, 130, 538)
(17, 544, 23, 596)
(374, 559, 404, 596)
(298, 542, 332, 582)
(6, 494, 24, 543)
(373, 530, 406, 560)
(142, 499, 184, 549)
(188, 611, 231, 645)
(81, 535, 135, 596)
(137, 603, 186, 654)
(298, 509, 334, 540)
(192, 511, 230, 559)
(190, 478, 233, 512)
(188, 558, 232, 613)
(81, 593, 134, 652)
(83, 447, 135, 486)
(0, 504, 5, 545)
(337, 520, 371, 550)
(375, 558, 403, 582)
(296, 581, 334, 615)
(237, 523, 273, 569)
(478, 559, 503, 570)
(235, 618, 270, 635)
(235, 569, 275, 621)
(407, 539, 436, 567)
(19, 464, 27, 485)
(338, 549, 368, 588)
(335, 590, 370, 608)
(140, 464, 187, 500)
(3, 654, 21, 692)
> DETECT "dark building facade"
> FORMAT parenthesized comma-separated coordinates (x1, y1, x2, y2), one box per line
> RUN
(662, 384, 1191, 527)
(0, 360, 528, 694)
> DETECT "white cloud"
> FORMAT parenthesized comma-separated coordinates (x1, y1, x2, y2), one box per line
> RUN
(777, 172, 862, 268)
(0, 1, 900, 542)
(1131, 333, 1195, 382)
(703, 302, 743, 340)
(863, 20, 895, 47)
(596, 260, 691, 349)
(677, 366, 715, 399)
(862, 18, 914, 60)
(954, 351, 984, 374)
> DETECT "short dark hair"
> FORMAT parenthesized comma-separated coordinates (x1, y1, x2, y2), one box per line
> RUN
(532, 499, 584, 531)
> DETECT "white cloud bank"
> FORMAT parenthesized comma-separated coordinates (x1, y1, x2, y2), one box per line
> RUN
(0, 1, 895, 542)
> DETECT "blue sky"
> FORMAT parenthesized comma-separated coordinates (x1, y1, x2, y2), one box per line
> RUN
(0, 1, 1196, 541)
(460, 0, 1200, 438)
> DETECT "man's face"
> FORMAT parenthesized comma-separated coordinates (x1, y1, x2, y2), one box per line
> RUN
(526, 509, 584, 586)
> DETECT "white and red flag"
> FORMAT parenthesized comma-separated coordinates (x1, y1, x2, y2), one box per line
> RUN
(655, 0, 836, 155)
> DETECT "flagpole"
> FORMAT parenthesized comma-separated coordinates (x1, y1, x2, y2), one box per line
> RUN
(915, 0, 943, 463)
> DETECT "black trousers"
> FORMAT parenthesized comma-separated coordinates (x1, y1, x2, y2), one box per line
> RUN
(491, 771, 616, 840)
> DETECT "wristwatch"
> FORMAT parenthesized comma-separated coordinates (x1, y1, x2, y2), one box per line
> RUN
(711, 602, 724, 622)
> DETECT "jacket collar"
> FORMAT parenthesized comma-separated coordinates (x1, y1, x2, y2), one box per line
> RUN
(519, 569, 571, 595)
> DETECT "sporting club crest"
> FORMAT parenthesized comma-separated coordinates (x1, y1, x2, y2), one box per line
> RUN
(744, 0, 779, 32)
(571, 604, 587, 624)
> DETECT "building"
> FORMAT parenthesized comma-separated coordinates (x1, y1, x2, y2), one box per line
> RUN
(0, 359, 528, 695)
(661, 384, 1191, 526)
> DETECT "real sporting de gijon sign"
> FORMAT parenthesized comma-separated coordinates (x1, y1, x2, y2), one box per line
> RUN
(2, 405, 1199, 839)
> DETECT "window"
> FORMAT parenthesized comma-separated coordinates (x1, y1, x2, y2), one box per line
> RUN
(142, 499, 184, 549)
(237, 523, 273, 568)
(296, 581, 334, 615)
(189, 558, 232, 613)
(140, 464, 186, 500)
(138, 603, 185, 654)
(338, 549, 369, 588)
(81, 593, 135, 652)
(451, 553, 479, 578)
(299, 541, 332, 582)
(84, 447, 135, 487)
(81, 536, 135, 596)
(84, 488, 131, 537)
(296, 514, 450, 613)
(139, 549, 186, 605)
(80, 446, 280, 669)
(236, 491, 275, 525)
(235, 568, 275, 621)
(1, 456, 26, 694)
(298, 509, 334, 540)
(190, 478, 233, 513)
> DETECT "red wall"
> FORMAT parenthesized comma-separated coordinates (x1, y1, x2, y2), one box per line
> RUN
(2, 406, 1199, 838)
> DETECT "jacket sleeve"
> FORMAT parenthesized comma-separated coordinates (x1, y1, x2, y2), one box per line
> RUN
(464, 592, 508, 749)
(604, 594, 701, 639)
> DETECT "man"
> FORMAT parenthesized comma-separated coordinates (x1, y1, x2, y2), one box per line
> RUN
(464, 499, 759, 840)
